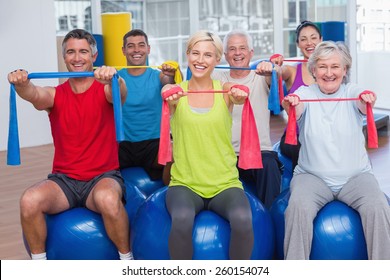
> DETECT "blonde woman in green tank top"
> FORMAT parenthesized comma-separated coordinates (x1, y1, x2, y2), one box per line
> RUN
(162, 30, 254, 260)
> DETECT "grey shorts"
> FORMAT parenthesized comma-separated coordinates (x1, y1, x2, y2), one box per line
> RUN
(47, 170, 126, 208)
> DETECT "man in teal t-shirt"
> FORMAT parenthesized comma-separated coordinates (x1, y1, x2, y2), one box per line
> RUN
(118, 29, 178, 183)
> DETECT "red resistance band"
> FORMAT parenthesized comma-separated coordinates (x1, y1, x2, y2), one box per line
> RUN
(269, 53, 308, 63)
(285, 91, 378, 148)
(158, 85, 263, 169)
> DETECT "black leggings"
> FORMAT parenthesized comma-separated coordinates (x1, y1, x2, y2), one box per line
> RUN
(166, 186, 254, 260)
(279, 130, 301, 171)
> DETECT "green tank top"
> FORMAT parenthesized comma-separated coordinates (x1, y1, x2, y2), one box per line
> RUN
(169, 80, 243, 198)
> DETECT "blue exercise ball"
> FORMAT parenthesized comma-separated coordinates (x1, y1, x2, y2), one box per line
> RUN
(24, 180, 146, 260)
(131, 187, 274, 260)
(310, 201, 367, 260)
(45, 208, 118, 260)
(121, 167, 165, 197)
(270, 189, 372, 260)
(192, 211, 231, 259)
(124, 181, 146, 226)
(131, 187, 171, 259)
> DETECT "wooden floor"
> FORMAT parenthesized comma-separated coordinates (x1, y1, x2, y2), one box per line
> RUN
(0, 112, 389, 260)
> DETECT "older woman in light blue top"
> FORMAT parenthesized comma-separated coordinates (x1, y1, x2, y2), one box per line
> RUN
(282, 41, 390, 260)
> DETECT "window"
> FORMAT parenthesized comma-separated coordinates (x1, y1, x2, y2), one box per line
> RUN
(357, 2, 390, 51)
(54, 0, 143, 35)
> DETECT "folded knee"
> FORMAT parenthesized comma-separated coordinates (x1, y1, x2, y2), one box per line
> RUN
(20, 189, 44, 216)
(230, 210, 253, 233)
(170, 208, 195, 227)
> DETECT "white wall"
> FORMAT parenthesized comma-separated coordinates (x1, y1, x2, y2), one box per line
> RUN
(0, 0, 58, 151)
(357, 52, 390, 110)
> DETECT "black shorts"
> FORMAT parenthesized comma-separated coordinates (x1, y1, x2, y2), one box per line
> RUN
(47, 170, 126, 208)
(118, 138, 163, 180)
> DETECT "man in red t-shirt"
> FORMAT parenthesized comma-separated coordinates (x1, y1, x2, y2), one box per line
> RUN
(8, 29, 132, 260)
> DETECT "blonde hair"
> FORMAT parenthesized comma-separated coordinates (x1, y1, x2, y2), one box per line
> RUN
(186, 30, 223, 61)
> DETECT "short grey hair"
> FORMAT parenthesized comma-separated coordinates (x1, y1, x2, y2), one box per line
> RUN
(62, 29, 98, 58)
(308, 41, 352, 83)
(223, 29, 253, 51)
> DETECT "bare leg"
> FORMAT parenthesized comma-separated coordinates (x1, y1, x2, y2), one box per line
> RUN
(86, 178, 130, 253)
(20, 180, 69, 255)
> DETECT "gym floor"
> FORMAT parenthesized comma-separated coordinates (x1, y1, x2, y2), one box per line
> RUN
(0, 111, 389, 260)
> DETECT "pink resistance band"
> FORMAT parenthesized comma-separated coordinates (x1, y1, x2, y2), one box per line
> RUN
(285, 91, 378, 148)
(158, 85, 263, 169)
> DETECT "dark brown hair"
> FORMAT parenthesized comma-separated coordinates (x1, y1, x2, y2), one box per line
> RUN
(295, 20, 322, 43)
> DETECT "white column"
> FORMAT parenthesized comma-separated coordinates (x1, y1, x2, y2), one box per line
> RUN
(273, 0, 284, 54)
(347, 0, 357, 83)
(189, 0, 200, 34)
(91, 0, 102, 34)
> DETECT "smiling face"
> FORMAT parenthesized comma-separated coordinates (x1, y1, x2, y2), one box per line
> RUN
(187, 40, 220, 79)
(297, 26, 322, 59)
(63, 38, 97, 72)
(313, 52, 347, 94)
(224, 34, 254, 68)
(122, 35, 150, 66)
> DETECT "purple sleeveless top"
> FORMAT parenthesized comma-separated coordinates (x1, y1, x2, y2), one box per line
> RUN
(287, 63, 307, 135)
(288, 63, 307, 94)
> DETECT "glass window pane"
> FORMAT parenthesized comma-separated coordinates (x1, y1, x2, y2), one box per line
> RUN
(145, 0, 189, 68)
(283, 0, 347, 58)
(54, 1, 143, 35)
(357, 0, 390, 51)
(200, 0, 274, 63)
